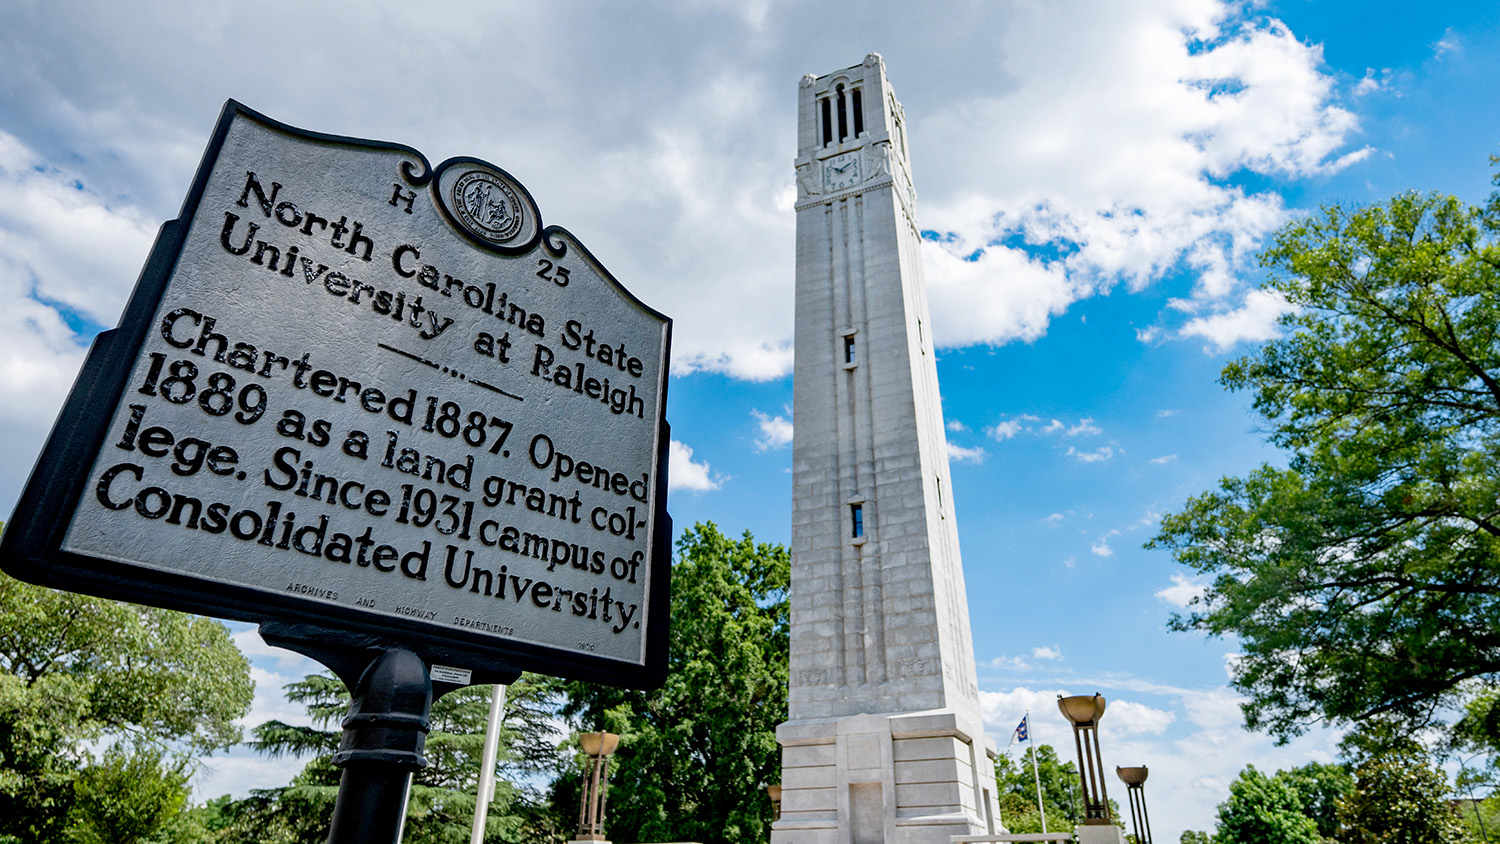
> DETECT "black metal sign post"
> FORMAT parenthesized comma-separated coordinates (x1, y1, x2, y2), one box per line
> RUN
(1, 102, 673, 843)
(326, 648, 434, 844)
(260, 623, 520, 844)
(325, 647, 434, 844)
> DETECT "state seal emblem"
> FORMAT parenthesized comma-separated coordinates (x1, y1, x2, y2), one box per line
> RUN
(452, 170, 525, 245)
(432, 159, 543, 254)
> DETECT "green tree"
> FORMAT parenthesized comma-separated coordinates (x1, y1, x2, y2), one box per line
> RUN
(0, 556, 253, 843)
(1277, 762, 1353, 841)
(993, 744, 1079, 833)
(560, 522, 789, 844)
(1214, 765, 1321, 844)
(64, 741, 196, 844)
(1338, 741, 1466, 844)
(226, 672, 561, 844)
(1448, 686, 1500, 813)
(1453, 791, 1500, 844)
(1149, 181, 1500, 741)
(1179, 831, 1215, 844)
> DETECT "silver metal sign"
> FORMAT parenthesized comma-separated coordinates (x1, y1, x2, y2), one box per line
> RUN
(2, 102, 672, 687)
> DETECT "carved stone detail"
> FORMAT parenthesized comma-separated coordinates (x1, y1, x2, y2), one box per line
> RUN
(795, 162, 821, 200)
(863, 140, 891, 181)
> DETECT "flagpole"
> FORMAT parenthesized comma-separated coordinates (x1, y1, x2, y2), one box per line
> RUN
(1027, 712, 1047, 835)
(469, 683, 508, 844)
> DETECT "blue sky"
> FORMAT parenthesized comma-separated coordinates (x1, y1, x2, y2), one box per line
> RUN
(3, 1, 1500, 838)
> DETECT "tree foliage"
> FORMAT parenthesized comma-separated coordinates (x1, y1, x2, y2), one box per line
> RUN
(1338, 741, 1466, 844)
(1149, 182, 1500, 740)
(1214, 765, 1321, 844)
(0, 556, 253, 844)
(1206, 728, 1474, 844)
(560, 522, 789, 844)
(993, 744, 1080, 833)
(225, 672, 561, 844)
(1276, 762, 1353, 841)
(63, 742, 198, 844)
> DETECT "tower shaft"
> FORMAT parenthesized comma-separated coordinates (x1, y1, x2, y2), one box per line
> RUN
(775, 54, 999, 844)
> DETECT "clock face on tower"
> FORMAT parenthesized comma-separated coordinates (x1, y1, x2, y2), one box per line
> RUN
(823, 152, 860, 192)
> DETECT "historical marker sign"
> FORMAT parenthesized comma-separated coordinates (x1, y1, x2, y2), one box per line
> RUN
(0, 102, 672, 688)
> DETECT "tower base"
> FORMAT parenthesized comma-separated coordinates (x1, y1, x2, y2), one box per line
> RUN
(1075, 826, 1128, 844)
(772, 710, 1000, 844)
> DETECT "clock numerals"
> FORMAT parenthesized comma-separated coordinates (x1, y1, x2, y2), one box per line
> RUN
(823, 154, 861, 191)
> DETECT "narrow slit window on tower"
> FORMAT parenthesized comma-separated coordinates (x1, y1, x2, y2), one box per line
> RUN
(843, 334, 856, 364)
(936, 477, 945, 518)
(821, 98, 833, 146)
(836, 84, 848, 141)
(851, 503, 864, 538)
(852, 88, 864, 137)
(892, 96, 908, 158)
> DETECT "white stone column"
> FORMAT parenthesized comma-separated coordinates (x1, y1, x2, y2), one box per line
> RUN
(776, 54, 1000, 844)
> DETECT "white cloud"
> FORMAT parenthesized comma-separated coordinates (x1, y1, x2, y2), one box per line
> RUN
(1067, 417, 1102, 437)
(1353, 68, 1388, 97)
(1042, 513, 1064, 526)
(925, 243, 1079, 348)
(751, 409, 793, 451)
(1068, 444, 1116, 463)
(986, 655, 1033, 671)
(979, 687, 1073, 749)
(1179, 287, 1296, 351)
(1156, 572, 1209, 608)
(1433, 28, 1461, 59)
(668, 440, 721, 492)
(920, 3, 1366, 350)
(1032, 646, 1063, 661)
(1179, 685, 1248, 731)
(1106, 699, 1177, 735)
(1091, 529, 1120, 557)
(946, 442, 988, 464)
(0, 0, 1367, 399)
(229, 626, 321, 677)
(1150, 454, 1178, 464)
(195, 749, 311, 802)
(946, 419, 968, 432)
(986, 417, 1031, 440)
(988, 414, 1110, 443)
(0, 130, 153, 430)
(979, 687, 1168, 749)
(0, 129, 159, 515)
(240, 665, 318, 730)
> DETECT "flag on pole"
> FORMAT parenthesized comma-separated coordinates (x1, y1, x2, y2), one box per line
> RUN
(1009, 714, 1030, 748)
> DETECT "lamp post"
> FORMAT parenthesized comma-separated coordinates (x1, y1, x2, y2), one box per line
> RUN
(1116, 766, 1152, 844)
(1057, 694, 1111, 824)
(572, 732, 620, 844)
(1058, 694, 1125, 844)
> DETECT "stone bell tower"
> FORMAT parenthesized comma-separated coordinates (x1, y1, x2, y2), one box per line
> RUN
(773, 54, 1000, 844)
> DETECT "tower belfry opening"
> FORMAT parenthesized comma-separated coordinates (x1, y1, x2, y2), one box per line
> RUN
(777, 53, 1000, 844)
